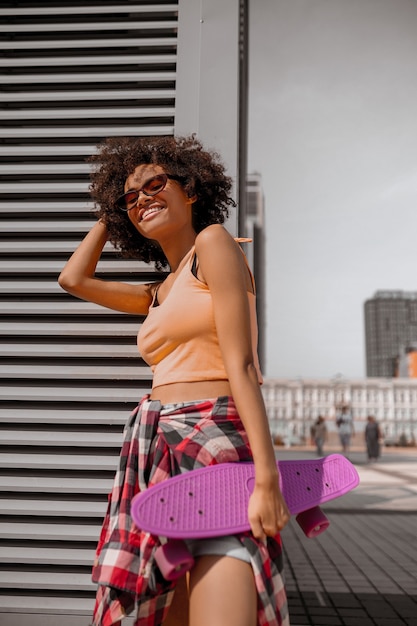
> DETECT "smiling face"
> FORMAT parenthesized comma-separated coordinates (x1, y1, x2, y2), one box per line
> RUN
(124, 164, 196, 244)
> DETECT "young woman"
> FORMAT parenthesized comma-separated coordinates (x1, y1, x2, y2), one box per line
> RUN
(58, 135, 290, 626)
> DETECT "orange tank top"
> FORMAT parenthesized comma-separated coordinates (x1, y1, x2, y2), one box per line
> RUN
(137, 246, 263, 388)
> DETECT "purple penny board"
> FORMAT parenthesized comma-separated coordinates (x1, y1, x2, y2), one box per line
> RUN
(131, 454, 359, 539)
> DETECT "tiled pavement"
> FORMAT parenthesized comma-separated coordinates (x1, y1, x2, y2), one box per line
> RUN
(276, 446, 417, 626)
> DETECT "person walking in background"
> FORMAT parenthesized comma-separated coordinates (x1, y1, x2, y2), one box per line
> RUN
(365, 415, 382, 463)
(310, 415, 327, 456)
(336, 404, 354, 455)
(58, 135, 290, 626)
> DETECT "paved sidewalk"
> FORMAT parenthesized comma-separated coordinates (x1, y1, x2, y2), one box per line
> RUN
(276, 446, 417, 626)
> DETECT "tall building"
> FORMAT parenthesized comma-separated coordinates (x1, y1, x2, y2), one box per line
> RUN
(365, 290, 417, 377)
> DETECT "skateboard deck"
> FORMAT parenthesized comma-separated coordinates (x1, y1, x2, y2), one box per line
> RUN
(131, 454, 359, 539)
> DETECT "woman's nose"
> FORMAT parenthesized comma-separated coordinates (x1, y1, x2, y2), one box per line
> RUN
(135, 191, 152, 208)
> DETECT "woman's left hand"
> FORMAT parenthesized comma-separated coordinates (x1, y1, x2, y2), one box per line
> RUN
(248, 477, 291, 542)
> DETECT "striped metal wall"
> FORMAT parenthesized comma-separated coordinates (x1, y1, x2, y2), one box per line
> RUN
(0, 1, 247, 624)
(0, 2, 175, 624)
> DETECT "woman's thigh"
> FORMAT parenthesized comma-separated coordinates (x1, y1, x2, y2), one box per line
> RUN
(188, 555, 257, 626)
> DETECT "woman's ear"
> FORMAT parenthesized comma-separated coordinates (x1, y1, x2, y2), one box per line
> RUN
(184, 178, 197, 203)
(186, 192, 198, 204)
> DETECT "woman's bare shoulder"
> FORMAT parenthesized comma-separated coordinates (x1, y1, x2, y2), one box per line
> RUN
(195, 224, 236, 252)
(194, 225, 250, 289)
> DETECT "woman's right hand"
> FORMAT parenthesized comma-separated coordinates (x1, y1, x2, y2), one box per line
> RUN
(248, 475, 290, 542)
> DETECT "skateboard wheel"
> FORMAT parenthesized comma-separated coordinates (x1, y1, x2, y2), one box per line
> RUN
(154, 540, 195, 581)
(296, 506, 330, 538)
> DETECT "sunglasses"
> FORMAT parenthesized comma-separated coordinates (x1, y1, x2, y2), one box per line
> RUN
(116, 173, 183, 211)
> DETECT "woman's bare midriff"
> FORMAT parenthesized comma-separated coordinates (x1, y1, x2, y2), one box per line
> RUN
(150, 380, 233, 404)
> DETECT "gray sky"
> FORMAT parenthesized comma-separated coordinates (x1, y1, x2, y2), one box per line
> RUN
(248, 0, 417, 379)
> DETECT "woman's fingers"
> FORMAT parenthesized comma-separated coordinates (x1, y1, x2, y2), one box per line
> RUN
(249, 516, 266, 542)
(248, 493, 291, 540)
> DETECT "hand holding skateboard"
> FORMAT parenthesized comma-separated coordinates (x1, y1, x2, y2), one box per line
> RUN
(247, 472, 291, 540)
(131, 454, 359, 580)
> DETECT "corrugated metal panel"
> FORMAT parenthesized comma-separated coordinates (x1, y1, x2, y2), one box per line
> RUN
(0, 2, 177, 622)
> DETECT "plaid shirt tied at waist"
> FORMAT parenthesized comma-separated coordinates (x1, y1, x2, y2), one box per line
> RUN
(92, 395, 289, 626)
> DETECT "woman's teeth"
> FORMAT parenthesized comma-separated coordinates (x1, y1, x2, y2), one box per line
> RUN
(142, 206, 163, 220)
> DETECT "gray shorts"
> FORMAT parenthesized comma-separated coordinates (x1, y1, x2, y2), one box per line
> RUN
(185, 535, 251, 563)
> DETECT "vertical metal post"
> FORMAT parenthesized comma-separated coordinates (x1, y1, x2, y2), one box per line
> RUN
(176, 0, 246, 235)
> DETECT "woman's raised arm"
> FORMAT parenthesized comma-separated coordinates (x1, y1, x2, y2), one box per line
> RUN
(58, 220, 155, 315)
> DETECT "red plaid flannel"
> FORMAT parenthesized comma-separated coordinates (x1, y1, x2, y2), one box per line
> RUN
(92, 396, 289, 626)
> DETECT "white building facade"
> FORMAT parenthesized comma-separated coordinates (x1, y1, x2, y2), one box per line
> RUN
(262, 377, 417, 443)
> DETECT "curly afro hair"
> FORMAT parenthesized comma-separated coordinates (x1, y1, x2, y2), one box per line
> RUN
(88, 135, 236, 270)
